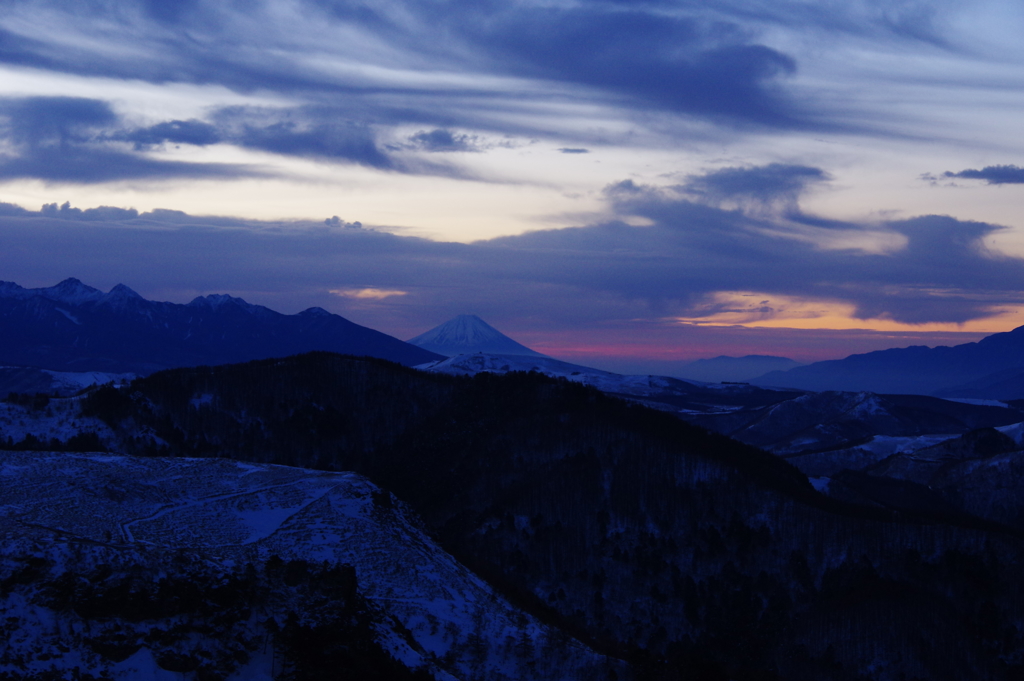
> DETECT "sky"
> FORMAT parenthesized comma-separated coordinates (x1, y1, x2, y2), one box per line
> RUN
(2, 0, 1024, 373)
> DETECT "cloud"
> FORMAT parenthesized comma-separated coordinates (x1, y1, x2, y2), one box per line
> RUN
(406, 129, 478, 152)
(120, 119, 222, 149)
(40, 201, 138, 221)
(0, 97, 257, 183)
(679, 163, 829, 212)
(0, 0, 866, 137)
(215, 107, 393, 169)
(0, 201, 29, 216)
(0, 97, 477, 182)
(2, 164, 1022, 333)
(0, 0, 991, 195)
(331, 288, 408, 300)
(324, 216, 363, 229)
(466, 5, 803, 127)
(943, 165, 1024, 184)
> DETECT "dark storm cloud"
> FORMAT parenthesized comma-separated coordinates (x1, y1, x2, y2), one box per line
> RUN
(943, 165, 1024, 184)
(2, 164, 1021, 327)
(0, 97, 256, 182)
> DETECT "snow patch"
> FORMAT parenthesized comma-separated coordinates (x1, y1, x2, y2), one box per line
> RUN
(55, 308, 81, 325)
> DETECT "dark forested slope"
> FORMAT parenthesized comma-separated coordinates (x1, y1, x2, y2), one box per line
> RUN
(84, 353, 1024, 681)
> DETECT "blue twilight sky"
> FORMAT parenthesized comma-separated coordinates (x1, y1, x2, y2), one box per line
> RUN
(2, 0, 1024, 370)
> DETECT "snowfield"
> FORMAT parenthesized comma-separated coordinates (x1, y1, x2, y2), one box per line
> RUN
(418, 351, 793, 396)
(0, 396, 116, 446)
(0, 451, 620, 680)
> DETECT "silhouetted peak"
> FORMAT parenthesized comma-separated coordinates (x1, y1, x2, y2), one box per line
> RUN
(0, 281, 26, 298)
(107, 283, 142, 298)
(298, 307, 332, 317)
(188, 293, 254, 310)
(38, 278, 105, 305)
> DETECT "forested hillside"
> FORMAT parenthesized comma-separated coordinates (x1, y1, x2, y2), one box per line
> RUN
(80, 353, 1024, 680)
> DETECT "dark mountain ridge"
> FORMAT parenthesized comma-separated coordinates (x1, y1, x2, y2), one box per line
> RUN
(76, 352, 1024, 680)
(0, 278, 440, 373)
(754, 324, 1024, 396)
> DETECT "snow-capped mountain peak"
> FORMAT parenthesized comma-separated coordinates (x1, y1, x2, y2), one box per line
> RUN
(0, 281, 28, 298)
(407, 314, 544, 357)
(0, 277, 441, 373)
(37, 277, 106, 305)
(186, 293, 267, 314)
(102, 283, 142, 300)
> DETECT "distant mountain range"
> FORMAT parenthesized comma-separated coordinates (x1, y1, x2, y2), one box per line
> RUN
(753, 324, 1024, 397)
(675, 354, 803, 383)
(407, 314, 544, 357)
(6, 276, 1024, 403)
(0, 278, 441, 373)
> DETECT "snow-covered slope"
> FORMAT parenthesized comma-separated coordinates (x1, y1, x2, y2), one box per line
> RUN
(420, 352, 705, 401)
(0, 394, 115, 447)
(419, 352, 798, 414)
(0, 451, 622, 680)
(0, 366, 133, 399)
(407, 316, 544, 357)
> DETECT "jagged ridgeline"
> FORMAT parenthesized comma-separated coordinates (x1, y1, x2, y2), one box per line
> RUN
(86, 353, 1024, 681)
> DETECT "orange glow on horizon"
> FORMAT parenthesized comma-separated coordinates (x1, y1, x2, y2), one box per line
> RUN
(670, 291, 1024, 335)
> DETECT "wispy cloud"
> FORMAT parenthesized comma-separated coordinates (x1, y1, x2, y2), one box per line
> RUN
(330, 288, 408, 300)
(0, 97, 259, 183)
(943, 164, 1024, 184)
(405, 129, 479, 153)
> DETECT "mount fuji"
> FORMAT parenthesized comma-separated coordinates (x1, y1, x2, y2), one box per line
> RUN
(407, 314, 544, 357)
